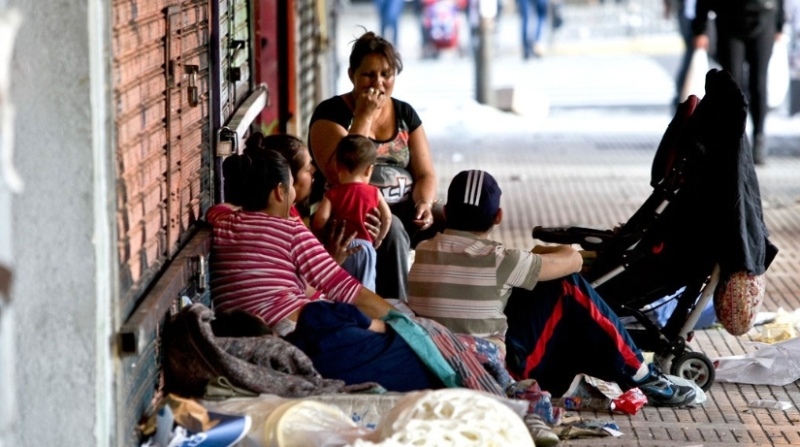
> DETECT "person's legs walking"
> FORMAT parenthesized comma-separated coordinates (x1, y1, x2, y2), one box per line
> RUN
(375, 0, 390, 40)
(532, 0, 548, 56)
(674, 3, 694, 108)
(714, 29, 746, 84)
(417, 0, 435, 58)
(386, 0, 406, 46)
(716, 29, 758, 160)
(517, 0, 533, 58)
(747, 10, 777, 163)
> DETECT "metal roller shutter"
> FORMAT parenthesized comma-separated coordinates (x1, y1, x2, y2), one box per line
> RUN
(113, 0, 212, 317)
(294, 0, 319, 139)
(112, 0, 212, 443)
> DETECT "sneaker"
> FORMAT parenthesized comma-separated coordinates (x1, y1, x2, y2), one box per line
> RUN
(634, 364, 696, 407)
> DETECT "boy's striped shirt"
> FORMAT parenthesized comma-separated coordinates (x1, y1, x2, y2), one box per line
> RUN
(408, 230, 542, 343)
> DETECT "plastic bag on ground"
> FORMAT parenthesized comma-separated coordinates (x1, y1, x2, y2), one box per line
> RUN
(349, 388, 534, 447)
(714, 336, 800, 386)
(263, 400, 371, 447)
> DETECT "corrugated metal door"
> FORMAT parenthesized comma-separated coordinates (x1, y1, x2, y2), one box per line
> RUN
(113, 0, 212, 318)
(112, 1, 212, 443)
(164, 3, 212, 254)
(287, 0, 337, 138)
(293, 0, 324, 139)
(293, 0, 319, 139)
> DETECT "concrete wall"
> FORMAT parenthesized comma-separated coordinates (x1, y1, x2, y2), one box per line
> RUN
(0, 6, 21, 447)
(8, 0, 114, 444)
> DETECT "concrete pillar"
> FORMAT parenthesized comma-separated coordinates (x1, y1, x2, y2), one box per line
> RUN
(7, 0, 115, 444)
(0, 7, 21, 447)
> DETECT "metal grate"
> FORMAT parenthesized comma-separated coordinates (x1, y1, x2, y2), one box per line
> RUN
(113, 0, 212, 317)
(112, 1, 213, 442)
(218, 0, 253, 124)
(295, 0, 319, 140)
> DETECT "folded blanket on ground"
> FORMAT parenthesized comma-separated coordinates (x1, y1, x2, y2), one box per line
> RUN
(163, 303, 379, 398)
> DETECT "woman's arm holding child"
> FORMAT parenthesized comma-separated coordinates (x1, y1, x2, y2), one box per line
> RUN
(311, 196, 332, 237)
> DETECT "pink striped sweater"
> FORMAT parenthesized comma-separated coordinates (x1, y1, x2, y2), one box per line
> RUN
(206, 204, 362, 327)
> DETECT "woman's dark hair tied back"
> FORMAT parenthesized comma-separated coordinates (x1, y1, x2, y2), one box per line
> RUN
(222, 149, 291, 211)
(349, 31, 403, 75)
(222, 152, 253, 206)
(244, 131, 265, 154)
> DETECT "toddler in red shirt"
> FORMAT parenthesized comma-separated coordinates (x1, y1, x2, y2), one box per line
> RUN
(313, 135, 392, 291)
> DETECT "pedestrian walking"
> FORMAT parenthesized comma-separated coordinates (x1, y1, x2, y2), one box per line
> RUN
(375, 0, 406, 46)
(693, 0, 786, 164)
(517, 0, 549, 59)
(787, 0, 800, 115)
(664, 0, 697, 110)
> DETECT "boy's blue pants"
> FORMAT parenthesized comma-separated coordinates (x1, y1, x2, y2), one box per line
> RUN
(505, 273, 645, 396)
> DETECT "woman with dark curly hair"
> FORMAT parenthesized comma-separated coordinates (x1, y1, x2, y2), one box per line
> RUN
(309, 31, 444, 302)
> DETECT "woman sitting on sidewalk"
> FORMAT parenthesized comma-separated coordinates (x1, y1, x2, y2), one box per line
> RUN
(209, 148, 443, 392)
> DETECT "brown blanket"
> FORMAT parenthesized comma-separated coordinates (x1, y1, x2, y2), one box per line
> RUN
(163, 303, 379, 398)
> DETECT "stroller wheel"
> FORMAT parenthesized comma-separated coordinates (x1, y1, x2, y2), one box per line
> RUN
(670, 351, 715, 391)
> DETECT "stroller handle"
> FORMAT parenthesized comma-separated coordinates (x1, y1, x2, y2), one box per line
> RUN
(532, 226, 616, 250)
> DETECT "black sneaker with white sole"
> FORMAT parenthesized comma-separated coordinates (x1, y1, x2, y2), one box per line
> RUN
(634, 364, 697, 407)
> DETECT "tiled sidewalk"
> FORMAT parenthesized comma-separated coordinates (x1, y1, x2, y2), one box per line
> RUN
(426, 111, 800, 446)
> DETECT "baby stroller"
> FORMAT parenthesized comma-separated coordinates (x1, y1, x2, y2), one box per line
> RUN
(532, 70, 778, 391)
(421, 0, 462, 58)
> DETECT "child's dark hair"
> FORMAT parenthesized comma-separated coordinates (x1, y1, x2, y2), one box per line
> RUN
(445, 205, 496, 233)
(222, 149, 291, 211)
(349, 31, 403, 75)
(336, 135, 376, 173)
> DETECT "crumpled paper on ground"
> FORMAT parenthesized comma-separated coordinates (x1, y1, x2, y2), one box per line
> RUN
(140, 394, 216, 436)
(749, 308, 800, 343)
(558, 419, 622, 440)
(714, 336, 800, 386)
